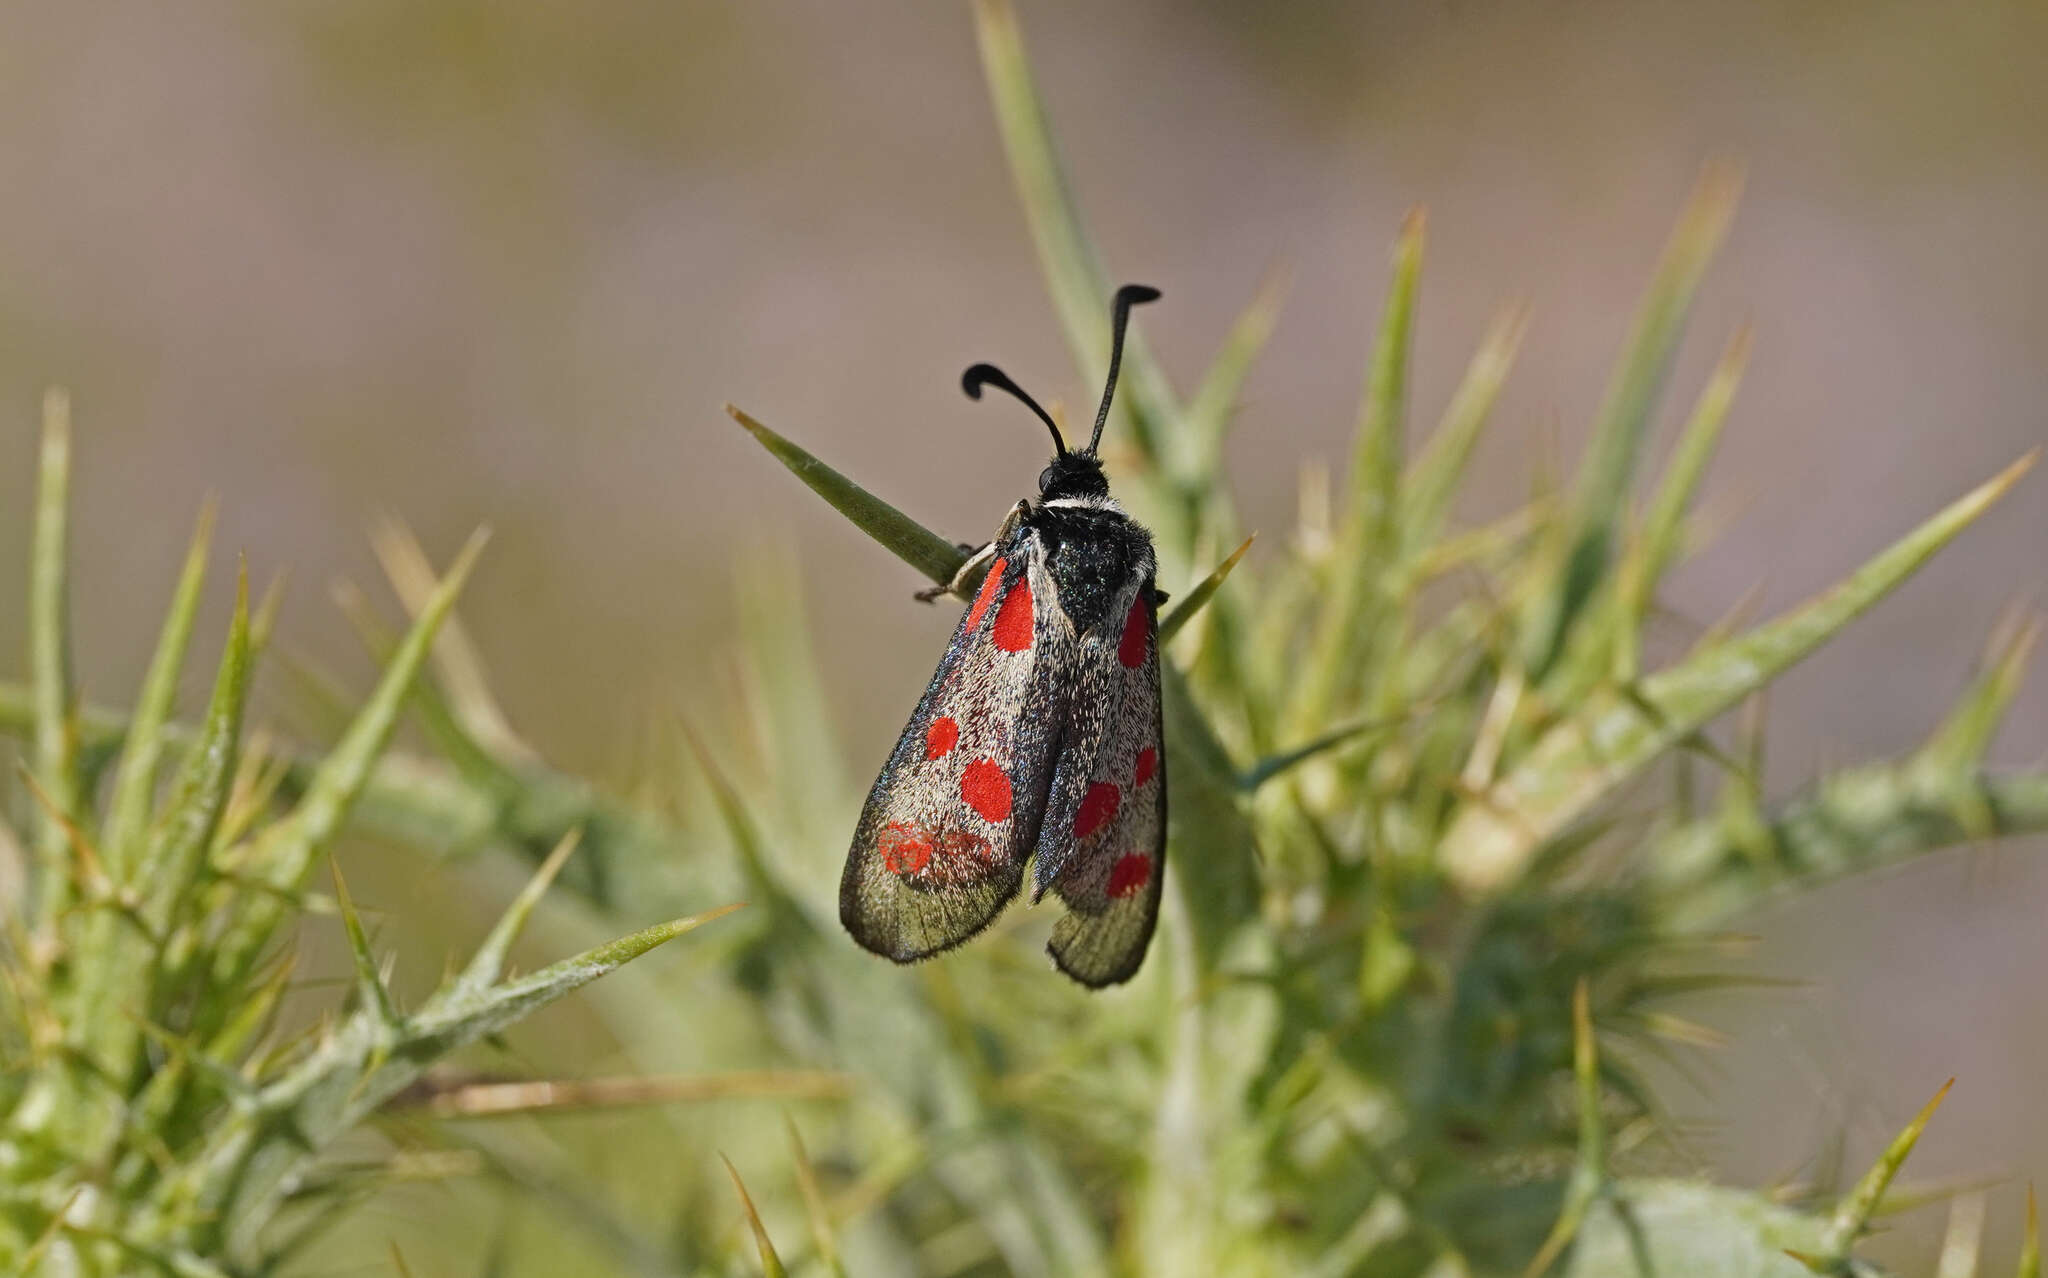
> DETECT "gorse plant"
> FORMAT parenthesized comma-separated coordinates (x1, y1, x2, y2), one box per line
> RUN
(2, 0, 2045, 1274)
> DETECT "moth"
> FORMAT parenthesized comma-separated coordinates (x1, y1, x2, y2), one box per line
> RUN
(840, 285, 1167, 987)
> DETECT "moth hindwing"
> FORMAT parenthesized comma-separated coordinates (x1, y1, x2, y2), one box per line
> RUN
(839, 284, 1167, 987)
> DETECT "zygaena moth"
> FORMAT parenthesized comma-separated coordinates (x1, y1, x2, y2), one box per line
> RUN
(840, 285, 1167, 987)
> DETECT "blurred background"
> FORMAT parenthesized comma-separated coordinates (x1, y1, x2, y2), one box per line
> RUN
(1, 0, 2045, 1269)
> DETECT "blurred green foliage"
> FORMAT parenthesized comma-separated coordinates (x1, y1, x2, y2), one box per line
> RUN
(0, 407, 738, 1274)
(2, 2, 2046, 1274)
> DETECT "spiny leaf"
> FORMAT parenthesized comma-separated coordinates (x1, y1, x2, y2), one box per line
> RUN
(1178, 264, 1289, 488)
(1159, 535, 1255, 645)
(1652, 764, 2048, 932)
(372, 515, 538, 767)
(1348, 207, 1426, 556)
(277, 527, 490, 864)
(1402, 302, 1530, 563)
(1612, 323, 1752, 680)
(0, 678, 682, 902)
(1239, 712, 1408, 792)
(210, 529, 489, 992)
(412, 903, 743, 1042)
(722, 1154, 789, 1278)
(141, 566, 254, 936)
(68, 566, 257, 1133)
(1572, 980, 1606, 1174)
(1820, 1078, 1954, 1259)
(30, 386, 79, 926)
(331, 576, 510, 794)
(1522, 162, 1743, 679)
(1288, 211, 1426, 734)
(105, 498, 216, 878)
(727, 403, 965, 587)
(1633, 325, 1751, 603)
(1444, 451, 2034, 893)
(455, 828, 583, 996)
(1524, 980, 1608, 1278)
(1919, 613, 2040, 778)
(197, 899, 749, 1249)
(331, 862, 400, 1029)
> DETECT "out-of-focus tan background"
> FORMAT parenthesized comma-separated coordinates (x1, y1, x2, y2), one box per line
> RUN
(2, 0, 2044, 1265)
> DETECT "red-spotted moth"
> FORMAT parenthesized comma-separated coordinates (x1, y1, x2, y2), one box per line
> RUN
(840, 285, 1166, 987)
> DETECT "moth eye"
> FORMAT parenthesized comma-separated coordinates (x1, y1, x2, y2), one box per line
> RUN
(1038, 465, 1058, 492)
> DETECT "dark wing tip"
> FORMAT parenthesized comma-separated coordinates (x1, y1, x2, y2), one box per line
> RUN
(1047, 937, 1149, 989)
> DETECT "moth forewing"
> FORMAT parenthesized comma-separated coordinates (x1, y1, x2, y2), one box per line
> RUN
(838, 539, 1061, 962)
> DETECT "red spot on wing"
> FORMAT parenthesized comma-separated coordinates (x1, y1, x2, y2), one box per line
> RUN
(925, 716, 959, 759)
(961, 758, 1013, 823)
(992, 577, 1034, 652)
(938, 829, 995, 875)
(966, 557, 1008, 631)
(1118, 597, 1150, 668)
(1106, 853, 1152, 899)
(1134, 747, 1158, 787)
(879, 822, 933, 875)
(1073, 782, 1121, 839)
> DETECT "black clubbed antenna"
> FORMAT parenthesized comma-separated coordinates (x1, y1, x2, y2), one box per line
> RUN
(962, 362, 1066, 456)
(1086, 284, 1161, 455)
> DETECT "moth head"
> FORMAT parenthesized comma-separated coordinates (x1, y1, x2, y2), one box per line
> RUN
(1036, 452, 1110, 501)
(960, 284, 1161, 501)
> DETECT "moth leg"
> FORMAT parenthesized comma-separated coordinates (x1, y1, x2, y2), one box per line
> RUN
(1153, 587, 1171, 606)
(913, 501, 1030, 604)
(916, 541, 994, 603)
